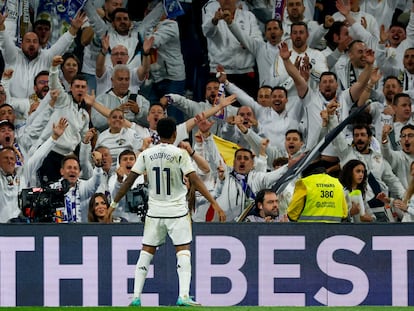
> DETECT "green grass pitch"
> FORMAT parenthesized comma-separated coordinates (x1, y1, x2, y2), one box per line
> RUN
(3, 307, 414, 310)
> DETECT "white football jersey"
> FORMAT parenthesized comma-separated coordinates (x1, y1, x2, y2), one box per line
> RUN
(132, 143, 194, 217)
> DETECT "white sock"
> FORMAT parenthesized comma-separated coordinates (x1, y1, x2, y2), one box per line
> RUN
(133, 250, 153, 299)
(176, 250, 191, 298)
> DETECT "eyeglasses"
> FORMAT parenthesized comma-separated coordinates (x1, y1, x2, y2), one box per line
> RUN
(112, 52, 128, 57)
(36, 80, 48, 85)
(400, 133, 414, 139)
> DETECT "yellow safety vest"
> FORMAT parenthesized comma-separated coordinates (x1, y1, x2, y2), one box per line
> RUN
(298, 173, 346, 223)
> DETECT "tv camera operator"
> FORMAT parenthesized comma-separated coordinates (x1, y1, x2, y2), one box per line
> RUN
(2, 117, 68, 222)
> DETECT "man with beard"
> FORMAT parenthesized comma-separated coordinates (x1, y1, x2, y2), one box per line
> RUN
(381, 76, 404, 110)
(383, 93, 414, 151)
(334, 40, 377, 94)
(245, 189, 288, 222)
(279, 40, 374, 150)
(33, 55, 92, 185)
(281, 0, 334, 50)
(382, 124, 414, 189)
(287, 22, 328, 94)
(217, 69, 302, 151)
(0, 11, 86, 98)
(240, 129, 306, 213)
(326, 101, 406, 221)
(0, 70, 49, 130)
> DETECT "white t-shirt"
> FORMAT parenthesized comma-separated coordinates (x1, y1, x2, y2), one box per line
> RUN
(96, 127, 142, 169)
(132, 143, 194, 218)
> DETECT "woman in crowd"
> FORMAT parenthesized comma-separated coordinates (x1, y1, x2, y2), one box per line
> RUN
(88, 192, 127, 223)
(60, 53, 82, 91)
(339, 159, 375, 222)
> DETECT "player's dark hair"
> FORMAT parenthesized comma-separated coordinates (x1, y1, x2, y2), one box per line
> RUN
(157, 117, 176, 139)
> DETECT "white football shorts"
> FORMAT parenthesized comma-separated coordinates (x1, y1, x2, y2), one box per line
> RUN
(142, 214, 193, 247)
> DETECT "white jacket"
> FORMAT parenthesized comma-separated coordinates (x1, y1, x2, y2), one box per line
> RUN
(381, 142, 414, 189)
(217, 166, 288, 222)
(0, 167, 25, 223)
(0, 30, 75, 98)
(227, 21, 287, 87)
(148, 19, 185, 83)
(202, 7, 262, 74)
(33, 65, 90, 156)
(328, 115, 406, 200)
(49, 167, 103, 223)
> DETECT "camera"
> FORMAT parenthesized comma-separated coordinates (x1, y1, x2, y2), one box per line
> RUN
(19, 184, 67, 223)
(125, 184, 148, 222)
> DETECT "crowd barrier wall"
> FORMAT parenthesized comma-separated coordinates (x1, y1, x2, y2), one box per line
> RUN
(0, 223, 413, 306)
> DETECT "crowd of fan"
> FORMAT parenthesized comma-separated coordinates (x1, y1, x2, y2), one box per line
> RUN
(0, 0, 414, 224)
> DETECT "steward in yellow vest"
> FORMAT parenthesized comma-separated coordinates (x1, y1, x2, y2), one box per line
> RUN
(287, 162, 348, 223)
